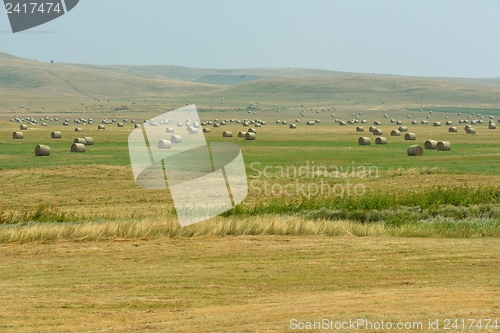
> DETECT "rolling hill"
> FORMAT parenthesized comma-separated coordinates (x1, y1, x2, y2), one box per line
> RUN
(1, 51, 500, 111)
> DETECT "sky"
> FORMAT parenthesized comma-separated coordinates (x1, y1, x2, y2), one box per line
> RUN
(1, 0, 500, 78)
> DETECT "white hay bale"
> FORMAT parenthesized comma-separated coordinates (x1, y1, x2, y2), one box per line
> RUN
(436, 141, 451, 151)
(375, 137, 387, 145)
(34, 145, 51, 156)
(358, 137, 371, 145)
(424, 140, 438, 149)
(157, 140, 172, 149)
(170, 135, 182, 143)
(51, 131, 62, 139)
(407, 145, 424, 156)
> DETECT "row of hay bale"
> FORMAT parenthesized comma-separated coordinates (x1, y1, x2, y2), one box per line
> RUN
(33, 136, 94, 156)
(222, 130, 256, 140)
(157, 135, 183, 149)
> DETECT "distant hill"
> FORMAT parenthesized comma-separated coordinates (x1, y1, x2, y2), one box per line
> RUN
(1, 51, 500, 111)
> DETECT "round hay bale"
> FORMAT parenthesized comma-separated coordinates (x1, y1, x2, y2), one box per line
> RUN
(188, 127, 198, 134)
(75, 128, 83, 132)
(306, 121, 315, 125)
(238, 131, 247, 138)
(489, 123, 497, 129)
(407, 145, 424, 156)
(213, 123, 220, 128)
(12, 132, 24, 139)
(373, 129, 383, 135)
(398, 126, 408, 132)
(411, 120, 418, 124)
(390, 130, 401, 136)
(223, 131, 233, 138)
(282, 121, 287, 125)
(356, 126, 364, 132)
(421, 120, 428, 124)
(74, 138, 87, 145)
(134, 123, 141, 129)
(373, 121, 381, 125)
(433, 122, 441, 127)
(157, 139, 172, 149)
(245, 132, 256, 140)
(98, 125, 105, 130)
(170, 135, 182, 143)
(289, 124, 297, 129)
(315, 119, 320, 123)
(436, 141, 451, 151)
(177, 122, 184, 127)
(51, 131, 62, 139)
(466, 127, 476, 134)
(424, 140, 438, 149)
(83, 137, 94, 145)
(358, 137, 371, 145)
(369, 126, 376, 133)
(166, 127, 175, 133)
(203, 128, 211, 133)
(404, 133, 416, 140)
(71, 143, 86, 153)
(34, 144, 51, 156)
(20, 124, 28, 130)
(375, 137, 387, 144)
(117, 123, 124, 127)
(446, 121, 453, 125)
(396, 120, 402, 125)
(248, 128, 257, 133)
(448, 127, 458, 132)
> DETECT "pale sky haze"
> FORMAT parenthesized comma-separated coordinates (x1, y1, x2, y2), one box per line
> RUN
(1, 0, 499, 78)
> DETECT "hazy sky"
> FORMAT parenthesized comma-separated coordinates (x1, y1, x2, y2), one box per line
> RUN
(1, 0, 500, 78)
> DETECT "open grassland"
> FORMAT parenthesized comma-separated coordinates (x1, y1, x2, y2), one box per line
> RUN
(0, 236, 499, 332)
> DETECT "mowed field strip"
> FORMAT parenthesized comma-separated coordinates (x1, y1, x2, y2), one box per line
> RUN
(1, 236, 499, 333)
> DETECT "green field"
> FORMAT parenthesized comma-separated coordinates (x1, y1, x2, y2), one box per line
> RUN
(1, 52, 500, 332)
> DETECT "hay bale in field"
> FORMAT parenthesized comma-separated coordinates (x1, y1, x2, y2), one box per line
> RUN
(407, 145, 424, 156)
(433, 122, 441, 127)
(188, 127, 198, 134)
(373, 129, 383, 135)
(396, 120, 402, 125)
(373, 121, 381, 125)
(315, 119, 320, 123)
(411, 120, 418, 125)
(83, 137, 94, 145)
(489, 123, 497, 129)
(12, 132, 24, 139)
(289, 124, 297, 129)
(404, 133, 416, 140)
(20, 124, 28, 130)
(421, 120, 428, 124)
(71, 143, 86, 153)
(98, 125, 105, 130)
(356, 126, 364, 132)
(203, 128, 211, 133)
(177, 122, 184, 127)
(437, 141, 451, 151)
(282, 121, 287, 125)
(390, 130, 401, 136)
(170, 135, 182, 143)
(134, 123, 141, 129)
(375, 137, 387, 144)
(446, 121, 453, 125)
(245, 132, 256, 140)
(339, 121, 346, 126)
(237, 131, 247, 138)
(74, 138, 87, 145)
(424, 140, 438, 149)
(75, 128, 83, 132)
(213, 123, 220, 128)
(358, 137, 371, 145)
(157, 139, 172, 149)
(63, 122, 69, 126)
(51, 131, 62, 139)
(307, 121, 315, 125)
(466, 127, 476, 134)
(166, 127, 175, 133)
(223, 131, 233, 138)
(369, 126, 376, 133)
(255, 123, 262, 127)
(398, 126, 408, 132)
(248, 128, 257, 133)
(34, 144, 50, 156)
(117, 123, 124, 127)
(448, 127, 458, 132)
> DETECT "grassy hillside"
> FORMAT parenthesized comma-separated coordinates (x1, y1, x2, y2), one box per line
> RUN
(214, 75, 500, 108)
(0, 52, 226, 109)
